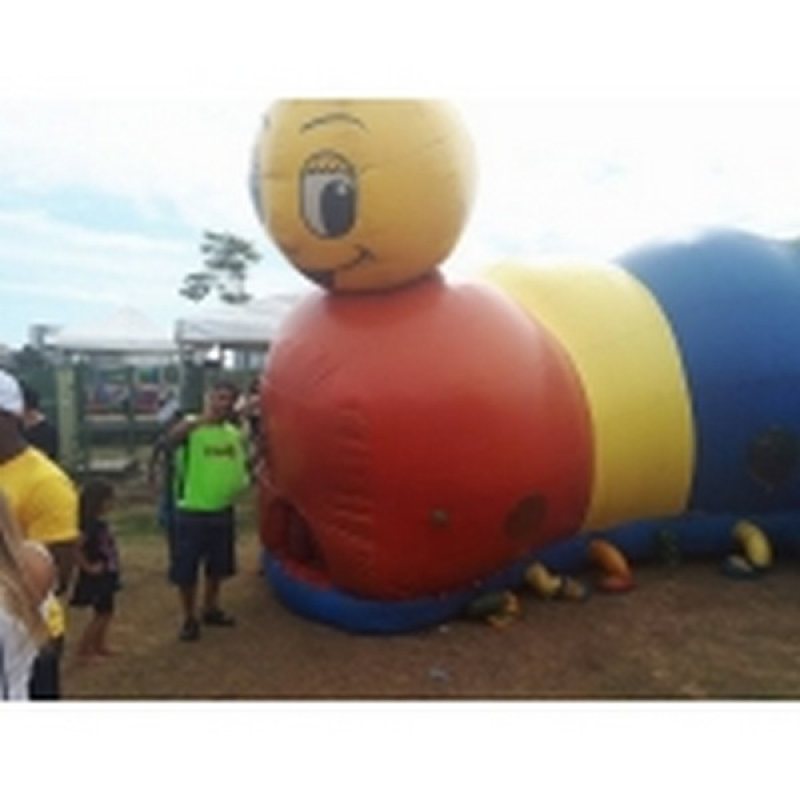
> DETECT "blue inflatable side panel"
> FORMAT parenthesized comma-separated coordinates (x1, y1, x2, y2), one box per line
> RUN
(620, 230, 800, 514)
(264, 510, 800, 633)
(263, 549, 628, 634)
(264, 552, 473, 634)
(264, 550, 546, 634)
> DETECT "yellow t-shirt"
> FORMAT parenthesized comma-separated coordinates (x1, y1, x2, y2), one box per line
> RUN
(0, 448, 79, 637)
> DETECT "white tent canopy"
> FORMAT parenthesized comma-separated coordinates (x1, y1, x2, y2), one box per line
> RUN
(49, 306, 176, 353)
(174, 292, 307, 348)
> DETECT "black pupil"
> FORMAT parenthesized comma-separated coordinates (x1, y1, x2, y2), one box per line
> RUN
(321, 179, 355, 237)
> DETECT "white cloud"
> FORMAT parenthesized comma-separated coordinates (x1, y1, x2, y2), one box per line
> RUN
(3, 91, 800, 346)
(0, 208, 192, 294)
(452, 98, 800, 274)
(0, 195, 303, 347)
(0, 94, 305, 344)
(5, 94, 800, 268)
(0, 3, 797, 353)
(0, 98, 267, 235)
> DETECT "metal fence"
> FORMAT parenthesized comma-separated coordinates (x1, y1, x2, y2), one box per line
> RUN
(16, 359, 262, 479)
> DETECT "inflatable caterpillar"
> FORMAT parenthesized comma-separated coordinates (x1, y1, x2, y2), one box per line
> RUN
(249, 100, 800, 633)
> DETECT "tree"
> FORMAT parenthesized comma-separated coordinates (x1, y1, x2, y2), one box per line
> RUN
(180, 230, 261, 304)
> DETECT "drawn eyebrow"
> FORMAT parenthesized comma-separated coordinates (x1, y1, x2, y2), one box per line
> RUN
(301, 112, 367, 133)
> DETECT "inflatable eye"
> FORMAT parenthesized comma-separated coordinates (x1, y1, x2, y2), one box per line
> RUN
(301, 150, 357, 238)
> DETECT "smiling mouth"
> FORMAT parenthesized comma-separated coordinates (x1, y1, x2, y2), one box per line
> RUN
(303, 246, 375, 288)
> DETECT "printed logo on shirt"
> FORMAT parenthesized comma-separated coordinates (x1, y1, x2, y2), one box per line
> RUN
(204, 444, 237, 459)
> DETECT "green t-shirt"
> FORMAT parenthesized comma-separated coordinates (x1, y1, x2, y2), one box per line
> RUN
(175, 419, 249, 512)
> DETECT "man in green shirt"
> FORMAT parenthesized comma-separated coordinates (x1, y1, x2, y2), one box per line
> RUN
(166, 381, 250, 642)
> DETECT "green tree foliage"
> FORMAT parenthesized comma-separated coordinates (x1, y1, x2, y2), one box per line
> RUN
(180, 230, 261, 304)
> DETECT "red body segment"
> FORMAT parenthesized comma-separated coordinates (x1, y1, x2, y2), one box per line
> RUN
(260, 275, 593, 599)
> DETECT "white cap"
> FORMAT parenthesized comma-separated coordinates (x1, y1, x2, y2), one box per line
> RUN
(0, 369, 23, 416)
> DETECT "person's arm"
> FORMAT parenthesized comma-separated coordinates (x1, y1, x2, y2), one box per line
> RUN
(73, 533, 103, 576)
(147, 434, 169, 485)
(164, 413, 209, 448)
(19, 541, 56, 606)
(236, 428, 253, 494)
(48, 540, 78, 594)
(0, 490, 56, 606)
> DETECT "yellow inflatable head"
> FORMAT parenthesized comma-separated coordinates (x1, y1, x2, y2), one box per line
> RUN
(250, 99, 476, 292)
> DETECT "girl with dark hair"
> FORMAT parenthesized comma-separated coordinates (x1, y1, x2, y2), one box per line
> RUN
(70, 480, 121, 661)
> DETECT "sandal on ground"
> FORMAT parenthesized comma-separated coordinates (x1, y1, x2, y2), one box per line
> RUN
(179, 618, 201, 641)
(201, 608, 236, 627)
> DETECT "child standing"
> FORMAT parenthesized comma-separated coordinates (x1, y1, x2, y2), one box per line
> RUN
(70, 480, 121, 660)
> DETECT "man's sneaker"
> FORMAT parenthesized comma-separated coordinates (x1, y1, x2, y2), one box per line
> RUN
(202, 608, 236, 627)
(179, 618, 200, 642)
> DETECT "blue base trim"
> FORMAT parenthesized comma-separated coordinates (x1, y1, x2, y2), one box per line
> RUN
(264, 554, 470, 634)
(263, 511, 800, 634)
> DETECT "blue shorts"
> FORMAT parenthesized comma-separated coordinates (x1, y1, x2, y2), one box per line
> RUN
(169, 508, 236, 587)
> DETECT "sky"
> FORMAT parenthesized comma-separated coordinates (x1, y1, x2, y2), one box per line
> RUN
(3, 4, 800, 351)
(7, 95, 800, 351)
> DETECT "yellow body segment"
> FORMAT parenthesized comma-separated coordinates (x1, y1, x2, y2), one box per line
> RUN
(485, 260, 695, 531)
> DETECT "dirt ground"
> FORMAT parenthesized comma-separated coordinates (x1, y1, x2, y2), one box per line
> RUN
(59, 487, 800, 702)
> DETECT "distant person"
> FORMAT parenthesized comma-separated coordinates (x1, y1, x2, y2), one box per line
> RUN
(0, 368, 78, 699)
(70, 480, 121, 661)
(238, 376, 267, 476)
(0, 491, 54, 700)
(165, 380, 250, 642)
(148, 407, 185, 560)
(20, 382, 59, 462)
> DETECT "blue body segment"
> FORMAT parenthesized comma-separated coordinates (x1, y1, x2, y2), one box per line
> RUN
(619, 230, 800, 514)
